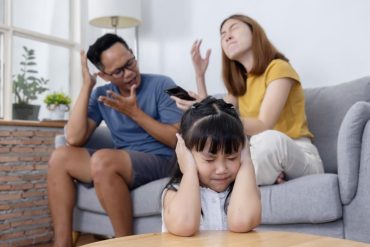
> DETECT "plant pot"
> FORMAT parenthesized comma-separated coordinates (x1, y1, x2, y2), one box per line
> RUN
(12, 103, 40, 121)
(47, 104, 68, 120)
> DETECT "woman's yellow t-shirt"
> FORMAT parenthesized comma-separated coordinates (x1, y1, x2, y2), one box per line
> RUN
(238, 59, 313, 139)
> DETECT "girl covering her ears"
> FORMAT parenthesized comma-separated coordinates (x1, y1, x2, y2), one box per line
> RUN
(171, 14, 324, 185)
(162, 96, 261, 236)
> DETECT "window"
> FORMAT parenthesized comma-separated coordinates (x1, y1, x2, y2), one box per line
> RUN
(12, 0, 70, 40)
(0, 33, 3, 118)
(0, 0, 79, 120)
(0, 0, 4, 118)
(12, 37, 70, 120)
(0, 0, 4, 24)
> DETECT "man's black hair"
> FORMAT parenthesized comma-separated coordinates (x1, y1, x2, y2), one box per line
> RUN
(86, 33, 130, 71)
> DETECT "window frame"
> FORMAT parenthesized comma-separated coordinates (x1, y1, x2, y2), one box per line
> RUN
(0, 0, 80, 120)
(0, 32, 4, 118)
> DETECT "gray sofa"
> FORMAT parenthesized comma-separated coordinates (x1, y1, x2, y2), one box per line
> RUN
(54, 76, 370, 243)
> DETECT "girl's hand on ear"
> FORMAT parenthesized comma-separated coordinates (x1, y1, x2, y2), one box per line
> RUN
(240, 137, 253, 167)
(175, 133, 197, 175)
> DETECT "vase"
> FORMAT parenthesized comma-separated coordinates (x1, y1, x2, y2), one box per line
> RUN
(12, 103, 40, 121)
(47, 104, 69, 120)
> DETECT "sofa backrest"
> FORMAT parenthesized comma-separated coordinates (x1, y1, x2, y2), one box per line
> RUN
(304, 76, 370, 173)
(86, 77, 370, 174)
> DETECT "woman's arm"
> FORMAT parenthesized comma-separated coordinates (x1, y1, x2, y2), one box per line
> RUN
(170, 91, 201, 112)
(227, 138, 261, 232)
(242, 78, 295, 136)
(163, 135, 201, 236)
(191, 39, 211, 99)
(223, 93, 238, 107)
(171, 40, 211, 112)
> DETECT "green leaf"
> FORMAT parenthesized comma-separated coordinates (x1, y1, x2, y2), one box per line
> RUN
(44, 92, 71, 106)
(27, 70, 38, 74)
(12, 45, 50, 104)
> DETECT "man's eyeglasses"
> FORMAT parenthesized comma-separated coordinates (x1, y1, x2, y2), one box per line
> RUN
(104, 56, 137, 79)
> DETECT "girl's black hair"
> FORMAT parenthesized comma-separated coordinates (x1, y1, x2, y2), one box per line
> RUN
(164, 96, 245, 213)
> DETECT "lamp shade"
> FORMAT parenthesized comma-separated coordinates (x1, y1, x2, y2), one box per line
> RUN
(88, 0, 141, 29)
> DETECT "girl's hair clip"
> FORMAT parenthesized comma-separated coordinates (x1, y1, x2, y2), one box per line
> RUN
(191, 102, 201, 109)
(226, 103, 235, 109)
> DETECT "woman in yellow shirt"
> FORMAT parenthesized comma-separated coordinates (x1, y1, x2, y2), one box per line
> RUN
(172, 14, 324, 185)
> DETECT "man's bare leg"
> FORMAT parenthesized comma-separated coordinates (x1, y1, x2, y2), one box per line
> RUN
(91, 149, 133, 237)
(48, 146, 92, 247)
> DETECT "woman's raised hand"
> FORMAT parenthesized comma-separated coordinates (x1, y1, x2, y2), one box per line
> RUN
(191, 40, 211, 78)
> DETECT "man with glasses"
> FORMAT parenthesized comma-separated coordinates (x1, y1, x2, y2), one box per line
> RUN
(48, 33, 182, 247)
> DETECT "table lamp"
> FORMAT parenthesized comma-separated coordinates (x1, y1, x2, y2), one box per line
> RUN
(88, 0, 142, 56)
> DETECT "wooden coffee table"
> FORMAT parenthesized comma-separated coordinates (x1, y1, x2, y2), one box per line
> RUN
(81, 231, 369, 246)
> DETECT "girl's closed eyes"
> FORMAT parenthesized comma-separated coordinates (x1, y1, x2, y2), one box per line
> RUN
(162, 97, 261, 236)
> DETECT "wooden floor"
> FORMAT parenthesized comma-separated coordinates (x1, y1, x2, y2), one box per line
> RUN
(33, 234, 100, 247)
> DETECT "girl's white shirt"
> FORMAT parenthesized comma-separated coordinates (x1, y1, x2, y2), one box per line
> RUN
(161, 185, 230, 232)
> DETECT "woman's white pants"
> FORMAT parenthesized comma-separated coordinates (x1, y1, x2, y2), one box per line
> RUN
(249, 130, 324, 186)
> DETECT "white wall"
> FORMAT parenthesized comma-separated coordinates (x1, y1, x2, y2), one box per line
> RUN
(85, 0, 370, 95)
(0, 0, 4, 23)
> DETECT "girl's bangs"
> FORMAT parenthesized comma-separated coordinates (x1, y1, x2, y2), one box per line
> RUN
(186, 116, 244, 154)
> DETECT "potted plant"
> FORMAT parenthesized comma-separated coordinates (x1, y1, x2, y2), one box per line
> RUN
(12, 46, 49, 120)
(44, 92, 72, 120)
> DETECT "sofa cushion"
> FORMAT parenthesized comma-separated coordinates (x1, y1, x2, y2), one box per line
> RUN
(76, 177, 170, 217)
(337, 101, 370, 204)
(304, 76, 370, 173)
(260, 173, 342, 224)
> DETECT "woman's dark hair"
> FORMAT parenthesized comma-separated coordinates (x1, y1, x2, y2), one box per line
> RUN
(164, 96, 245, 213)
(86, 33, 130, 71)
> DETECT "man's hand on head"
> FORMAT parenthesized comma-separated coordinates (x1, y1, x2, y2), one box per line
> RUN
(80, 50, 97, 88)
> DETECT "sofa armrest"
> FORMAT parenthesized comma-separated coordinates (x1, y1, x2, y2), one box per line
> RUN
(54, 125, 114, 150)
(55, 134, 67, 148)
(343, 120, 370, 242)
(337, 101, 370, 204)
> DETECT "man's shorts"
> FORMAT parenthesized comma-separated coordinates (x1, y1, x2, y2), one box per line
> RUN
(87, 148, 177, 190)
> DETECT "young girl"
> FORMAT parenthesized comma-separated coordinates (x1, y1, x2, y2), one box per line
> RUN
(162, 97, 261, 236)
(172, 14, 324, 185)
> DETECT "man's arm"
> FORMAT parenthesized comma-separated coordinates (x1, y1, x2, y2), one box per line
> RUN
(131, 110, 179, 148)
(99, 85, 179, 148)
(65, 51, 97, 146)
